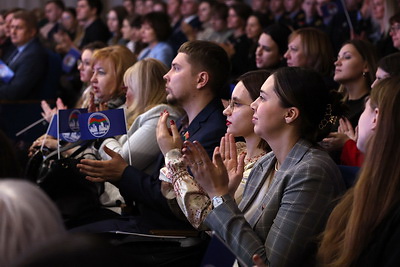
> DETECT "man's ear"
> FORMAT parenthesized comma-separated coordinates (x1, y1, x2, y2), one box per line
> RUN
(196, 71, 209, 89)
(371, 107, 379, 130)
(284, 107, 299, 124)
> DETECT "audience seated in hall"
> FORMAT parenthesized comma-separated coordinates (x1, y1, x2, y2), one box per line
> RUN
(156, 69, 271, 229)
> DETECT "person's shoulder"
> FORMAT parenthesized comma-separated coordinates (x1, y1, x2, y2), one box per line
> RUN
(91, 17, 108, 28)
(143, 104, 182, 118)
(297, 143, 335, 167)
(20, 39, 48, 59)
(284, 140, 339, 174)
(295, 145, 343, 183)
(154, 42, 173, 52)
(197, 98, 224, 117)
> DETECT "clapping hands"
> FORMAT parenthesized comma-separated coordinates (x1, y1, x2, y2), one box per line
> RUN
(182, 133, 245, 199)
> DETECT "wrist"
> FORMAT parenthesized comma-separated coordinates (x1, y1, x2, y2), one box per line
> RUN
(209, 188, 229, 200)
(212, 195, 225, 208)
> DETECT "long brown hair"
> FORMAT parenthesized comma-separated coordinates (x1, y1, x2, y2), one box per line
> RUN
(318, 76, 400, 266)
(336, 40, 378, 101)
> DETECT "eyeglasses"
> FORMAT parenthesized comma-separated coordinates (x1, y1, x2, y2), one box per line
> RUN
(77, 59, 91, 67)
(227, 99, 251, 111)
(390, 24, 400, 33)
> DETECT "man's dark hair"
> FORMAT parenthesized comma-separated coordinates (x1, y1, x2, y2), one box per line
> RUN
(46, 0, 66, 11)
(178, 40, 231, 98)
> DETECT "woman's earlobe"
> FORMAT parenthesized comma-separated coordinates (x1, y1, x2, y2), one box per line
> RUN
(371, 108, 379, 130)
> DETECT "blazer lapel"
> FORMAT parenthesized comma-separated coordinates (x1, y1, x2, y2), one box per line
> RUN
(242, 139, 312, 227)
(239, 152, 274, 212)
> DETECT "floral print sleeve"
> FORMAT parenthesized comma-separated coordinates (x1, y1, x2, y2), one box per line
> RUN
(160, 149, 212, 229)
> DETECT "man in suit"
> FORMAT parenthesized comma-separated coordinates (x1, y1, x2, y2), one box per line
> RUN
(40, 0, 65, 47)
(76, 0, 110, 49)
(77, 40, 230, 234)
(0, 11, 48, 100)
(0, 10, 51, 169)
(169, 0, 202, 53)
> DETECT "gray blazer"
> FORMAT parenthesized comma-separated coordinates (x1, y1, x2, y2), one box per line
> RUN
(205, 139, 346, 267)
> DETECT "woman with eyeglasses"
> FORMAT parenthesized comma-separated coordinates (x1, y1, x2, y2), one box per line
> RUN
(156, 70, 270, 229)
(181, 67, 346, 266)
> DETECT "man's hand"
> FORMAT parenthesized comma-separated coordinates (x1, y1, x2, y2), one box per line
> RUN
(77, 146, 128, 183)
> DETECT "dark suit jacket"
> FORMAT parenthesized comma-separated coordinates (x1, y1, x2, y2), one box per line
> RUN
(168, 16, 202, 54)
(118, 97, 227, 231)
(79, 18, 110, 49)
(0, 38, 48, 100)
(205, 139, 346, 266)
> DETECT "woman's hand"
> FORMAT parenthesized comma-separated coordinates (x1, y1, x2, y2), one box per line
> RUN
(28, 135, 58, 157)
(322, 132, 350, 151)
(218, 133, 245, 197)
(77, 146, 128, 183)
(88, 92, 108, 112)
(182, 140, 230, 199)
(41, 98, 67, 123)
(156, 110, 183, 156)
(338, 117, 357, 141)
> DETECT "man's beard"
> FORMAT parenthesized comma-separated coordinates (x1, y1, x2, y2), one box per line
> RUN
(166, 94, 178, 106)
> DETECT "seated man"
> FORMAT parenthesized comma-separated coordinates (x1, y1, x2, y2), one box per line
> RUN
(0, 10, 48, 100)
(77, 40, 230, 234)
(0, 10, 50, 148)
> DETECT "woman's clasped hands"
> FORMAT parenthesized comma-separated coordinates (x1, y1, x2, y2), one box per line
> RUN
(182, 133, 245, 199)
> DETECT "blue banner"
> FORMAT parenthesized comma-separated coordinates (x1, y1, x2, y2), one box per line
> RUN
(78, 109, 127, 140)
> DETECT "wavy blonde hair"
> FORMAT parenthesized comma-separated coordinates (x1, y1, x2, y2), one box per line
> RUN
(124, 58, 168, 127)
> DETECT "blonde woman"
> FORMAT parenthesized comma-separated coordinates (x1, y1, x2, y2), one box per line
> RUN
(98, 58, 182, 175)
